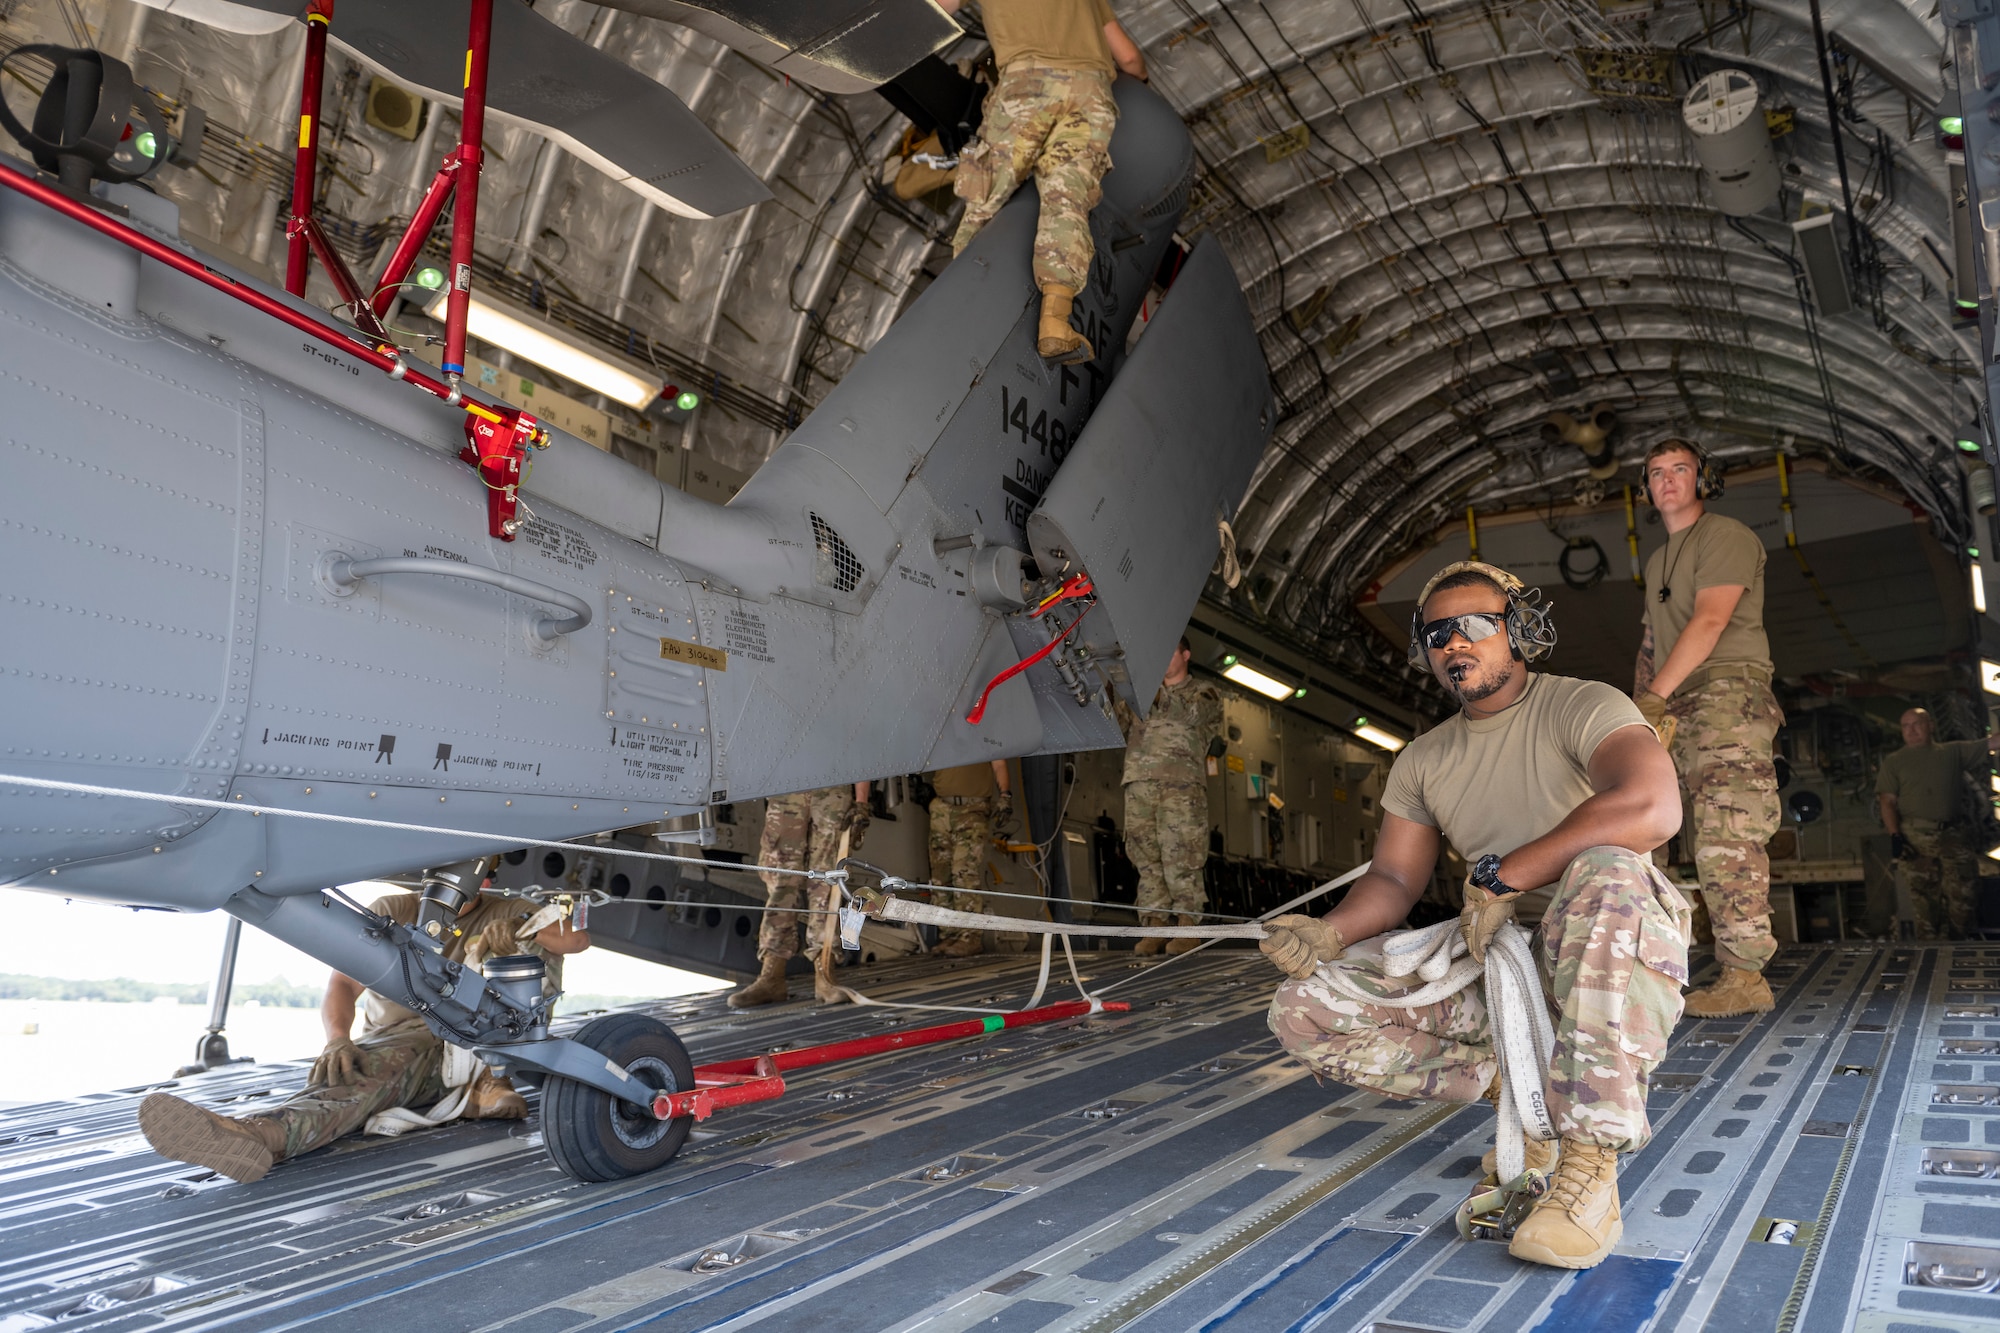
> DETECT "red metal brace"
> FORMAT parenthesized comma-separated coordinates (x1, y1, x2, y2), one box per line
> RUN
(441, 0, 495, 387)
(280, 1, 391, 341)
(460, 402, 549, 539)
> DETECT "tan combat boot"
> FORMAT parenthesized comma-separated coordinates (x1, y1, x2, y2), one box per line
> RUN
(138, 1093, 288, 1184)
(1508, 1140, 1622, 1269)
(934, 934, 985, 958)
(1164, 914, 1204, 956)
(464, 1068, 528, 1120)
(727, 955, 790, 1009)
(1036, 284, 1093, 363)
(1134, 912, 1169, 956)
(1682, 965, 1774, 1018)
(814, 973, 852, 1005)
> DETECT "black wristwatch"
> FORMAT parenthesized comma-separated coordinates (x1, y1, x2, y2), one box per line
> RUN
(1470, 853, 1518, 896)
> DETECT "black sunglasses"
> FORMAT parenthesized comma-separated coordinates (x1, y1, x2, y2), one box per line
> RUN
(1416, 612, 1507, 652)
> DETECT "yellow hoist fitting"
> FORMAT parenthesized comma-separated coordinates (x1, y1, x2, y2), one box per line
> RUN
(1466, 506, 1480, 562)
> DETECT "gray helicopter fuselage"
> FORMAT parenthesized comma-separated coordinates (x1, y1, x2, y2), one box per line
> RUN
(0, 78, 1269, 914)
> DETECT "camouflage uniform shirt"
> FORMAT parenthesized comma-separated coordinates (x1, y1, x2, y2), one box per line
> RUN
(1121, 675, 1223, 787)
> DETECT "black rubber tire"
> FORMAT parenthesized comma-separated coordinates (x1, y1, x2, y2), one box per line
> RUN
(541, 1013, 695, 1183)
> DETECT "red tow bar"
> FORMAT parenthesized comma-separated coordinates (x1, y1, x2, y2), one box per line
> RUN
(650, 999, 1128, 1121)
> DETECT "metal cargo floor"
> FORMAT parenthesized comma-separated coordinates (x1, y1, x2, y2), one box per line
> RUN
(0, 943, 1996, 1332)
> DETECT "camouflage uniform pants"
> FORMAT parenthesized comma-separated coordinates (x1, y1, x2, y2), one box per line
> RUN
(1268, 846, 1691, 1153)
(951, 63, 1117, 294)
(756, 787, 858, 961)
(1902, 819, 1977, 938)
(1124, 778, 1210, 917)
(1667, 675, 1783, 972)
(244, 1019, 446, 1161)
(928, 796, 994, 945)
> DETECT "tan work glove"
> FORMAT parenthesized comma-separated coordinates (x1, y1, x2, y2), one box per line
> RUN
(465, 916, 526, 968)
(1259, 914, 1346, 979)
(1635, 690, 1676, 750)
(1459, 879, 1518, 965)
(310, 1036, 363, 1087)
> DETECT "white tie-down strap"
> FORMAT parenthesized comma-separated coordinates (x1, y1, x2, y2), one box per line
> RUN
(1320, 917, 1556, 1184)
(868, 897, 1268, 940)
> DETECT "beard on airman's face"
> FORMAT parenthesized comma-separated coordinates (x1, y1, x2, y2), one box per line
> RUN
(1435, 645, 1517, 704)
(1420, 587, 1519, 708)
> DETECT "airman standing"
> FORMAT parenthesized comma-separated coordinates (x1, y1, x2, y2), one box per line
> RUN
(940, 0, 1148, 363)
(1633, 438, 1784, 1018)
(1120, 634, 1223, 954)
(731, 782, 871, 1008)
(1878, 707, 1998, 937)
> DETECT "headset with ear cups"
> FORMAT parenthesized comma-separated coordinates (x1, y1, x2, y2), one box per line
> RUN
(1641, 437, 1723, 505)
(1406, 560, 1558, 667)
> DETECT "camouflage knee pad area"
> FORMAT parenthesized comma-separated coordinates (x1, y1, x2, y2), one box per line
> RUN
(949, 64, 1116, 293)
(1124, 779, 1209, 916)
(1668, 677, 1782, 970)
(1902, 820, 1978, 937)
(252, 1021, 448, 1161)
(756, 788, 856, 959)
(928, 798, 992, 940)
(1267, 846, 1689, 1152)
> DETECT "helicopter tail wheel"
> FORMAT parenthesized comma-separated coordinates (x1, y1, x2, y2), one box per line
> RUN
(541, 1012, 694, 1182)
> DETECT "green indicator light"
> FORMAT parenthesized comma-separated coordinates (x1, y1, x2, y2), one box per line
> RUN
(1958, 298, 1982, 310)
(1354, 715, 1367, 727)
(675, 390, 700, 412)
(414, 266, 445, 290)
(1961, 439, 1985, 453)
(134, 131, 158, 160)
(1221, 653, 1238, 666)
(1293, 687, 1308, 699)
(1943, 116, 1966, 136)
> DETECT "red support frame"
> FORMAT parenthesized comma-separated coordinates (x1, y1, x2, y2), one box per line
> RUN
(279, 0, 499, 364)
(441, 0, 495, 385)
(282, 0, 330, 298)
(650, 999, 1129, 1122)
(280, 1, 389, 341)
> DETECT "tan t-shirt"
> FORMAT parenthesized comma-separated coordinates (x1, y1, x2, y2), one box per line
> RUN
(358, 891, 568, 1037)
(1643, 513, 1770, 674)
(1877, 739, 1987, 824)
(1382, 673, 1648, 883)
(932, 762, 999, 799)
(984, 0, 1117, 73)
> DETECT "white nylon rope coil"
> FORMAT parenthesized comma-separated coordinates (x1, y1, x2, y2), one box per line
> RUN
(1320, 917, 1556, 1184)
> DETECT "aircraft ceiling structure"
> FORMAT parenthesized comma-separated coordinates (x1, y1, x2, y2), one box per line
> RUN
(36, 0, 1969, 706)
(1115, 0, 1969, 699)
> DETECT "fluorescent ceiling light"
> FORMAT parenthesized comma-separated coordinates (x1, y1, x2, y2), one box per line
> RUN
(1222, 662, 1295, 700)
(427, 291, 660, 408)
(1976, 563, 1988, 615)
(1353, 723, 1407, 752)
(1984, 660, 2000, 695)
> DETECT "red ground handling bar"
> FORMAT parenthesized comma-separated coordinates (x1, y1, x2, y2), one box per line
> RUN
(651, 999, 1129, 1121)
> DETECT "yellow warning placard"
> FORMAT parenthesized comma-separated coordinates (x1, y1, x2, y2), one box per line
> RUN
(659, 637, 726, 671)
